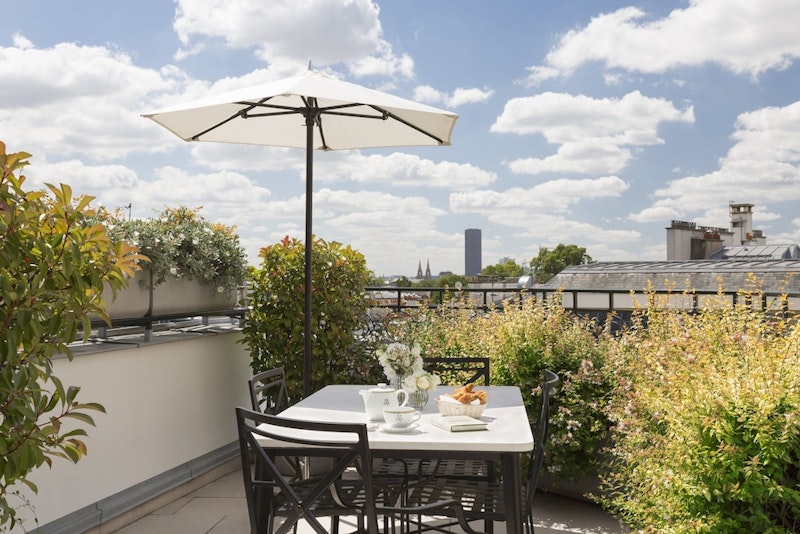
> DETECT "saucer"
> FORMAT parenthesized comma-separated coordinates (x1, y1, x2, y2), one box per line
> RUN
(379, 423, 419, 434)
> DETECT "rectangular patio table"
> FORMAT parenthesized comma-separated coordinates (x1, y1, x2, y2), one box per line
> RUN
(259, 384, 533, 534)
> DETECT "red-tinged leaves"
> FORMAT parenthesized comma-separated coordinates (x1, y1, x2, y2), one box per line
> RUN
(1, 141, 113, 528)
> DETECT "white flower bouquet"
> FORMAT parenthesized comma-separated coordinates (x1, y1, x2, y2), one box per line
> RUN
(376, 342, 423, 379)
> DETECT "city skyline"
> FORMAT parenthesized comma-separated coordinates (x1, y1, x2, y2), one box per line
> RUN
(2, 1, 800, 277)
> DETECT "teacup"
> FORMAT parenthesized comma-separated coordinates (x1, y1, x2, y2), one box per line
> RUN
(382, 406, 421, 428)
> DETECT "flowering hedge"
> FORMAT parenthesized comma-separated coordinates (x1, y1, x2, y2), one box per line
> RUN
(387, 286, 800, 532)
(601, 289, 800, 532)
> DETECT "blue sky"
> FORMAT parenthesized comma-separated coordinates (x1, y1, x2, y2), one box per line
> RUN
(3, 1, 800, 278)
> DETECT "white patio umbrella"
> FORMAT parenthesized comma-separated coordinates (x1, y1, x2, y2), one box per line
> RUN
(143, 68, 458, 396)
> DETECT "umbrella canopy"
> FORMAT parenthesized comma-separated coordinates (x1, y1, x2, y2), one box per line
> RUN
(143, 69, 458, 396)
(143, 69, 458, 149)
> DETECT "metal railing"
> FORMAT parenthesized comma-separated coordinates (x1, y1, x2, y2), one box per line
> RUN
(365, 285, 800, 314)
(81, 285, 800, 342)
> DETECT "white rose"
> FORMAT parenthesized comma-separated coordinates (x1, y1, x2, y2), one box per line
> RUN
(415, 374, 435, 391)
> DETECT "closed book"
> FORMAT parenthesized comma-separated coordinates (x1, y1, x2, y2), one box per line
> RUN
(431, 415, 488, 432)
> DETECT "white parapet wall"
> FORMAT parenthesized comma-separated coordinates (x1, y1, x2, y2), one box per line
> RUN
(12, 326, 252, 533)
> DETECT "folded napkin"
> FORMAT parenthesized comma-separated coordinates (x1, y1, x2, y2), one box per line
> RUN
(439, 395, 480, 405)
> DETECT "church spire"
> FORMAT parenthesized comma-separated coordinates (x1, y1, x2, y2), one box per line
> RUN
(417, 260, 423, 279)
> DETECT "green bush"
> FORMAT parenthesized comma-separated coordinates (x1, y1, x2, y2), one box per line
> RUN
(0, 142, 138, 528)
(602, 289, 800, 532)
(386, 295, 612, 480)
(241, 236, 383, 400)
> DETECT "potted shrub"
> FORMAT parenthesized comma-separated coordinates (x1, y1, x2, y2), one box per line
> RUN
(100, 206, 248, 318)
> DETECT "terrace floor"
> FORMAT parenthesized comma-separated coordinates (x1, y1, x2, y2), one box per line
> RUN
(110, 465, 628, 534)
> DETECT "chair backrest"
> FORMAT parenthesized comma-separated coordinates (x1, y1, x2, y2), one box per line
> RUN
(248, 367, 290, 414)
(423, 356, 490, 386)
(235, 406, 382, 534)
(526, 369, 559, 515)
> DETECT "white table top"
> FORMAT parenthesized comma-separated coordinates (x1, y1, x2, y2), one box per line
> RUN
(268, 384, 533, 454)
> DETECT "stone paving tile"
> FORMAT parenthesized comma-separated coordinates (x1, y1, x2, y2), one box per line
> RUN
(113, 467, 628, 534)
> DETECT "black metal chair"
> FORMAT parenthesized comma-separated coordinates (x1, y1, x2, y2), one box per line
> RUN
(235, 407, 482, 534)
(249, 367, 291, 415)
(248, 368, 308, 481)
(372, 357, 493, 532)
(418, 357, 492, 481)
(404, 370, 560, 534)
(422, 357, 490, 387)
(375, 357, 492, 483)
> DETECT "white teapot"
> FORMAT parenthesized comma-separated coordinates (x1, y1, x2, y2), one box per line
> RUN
(359, 383, 409, 421)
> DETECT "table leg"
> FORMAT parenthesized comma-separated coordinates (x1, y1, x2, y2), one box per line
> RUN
(500, 452, 522, 534)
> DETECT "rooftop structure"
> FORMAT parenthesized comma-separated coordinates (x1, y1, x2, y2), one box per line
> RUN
(665, 202, 786, 260)
(544, 259, 800, 294)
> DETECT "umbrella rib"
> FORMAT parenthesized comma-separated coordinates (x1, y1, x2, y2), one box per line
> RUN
(367, 105, 446, 145)
(190, 99, 271, 140)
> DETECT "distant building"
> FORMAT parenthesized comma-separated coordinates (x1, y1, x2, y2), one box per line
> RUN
(416, 259, 432, 280)
(664, 202, 796, 260)
(543, 201, 800, 325)
(465, 229, 482, 276)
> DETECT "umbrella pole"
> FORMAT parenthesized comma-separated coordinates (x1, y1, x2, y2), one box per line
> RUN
(303, 111, 314, 398)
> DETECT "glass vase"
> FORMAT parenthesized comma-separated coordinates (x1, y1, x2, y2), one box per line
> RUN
(407, 389, 429, 411)
(389, 374, 407, 392)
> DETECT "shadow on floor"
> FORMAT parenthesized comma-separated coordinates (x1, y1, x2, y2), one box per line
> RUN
(112, 468, 628, 533)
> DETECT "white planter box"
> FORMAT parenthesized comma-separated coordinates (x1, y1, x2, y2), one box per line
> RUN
(99, 269, 239, 319)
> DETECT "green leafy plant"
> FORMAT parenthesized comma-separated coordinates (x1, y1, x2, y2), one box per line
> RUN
(530, 243, 594, 283)
(103, 205, 247, 295)
(0, 141, 139, 529)
(601, 285, 800, 532)
(241, 236, 382, 400)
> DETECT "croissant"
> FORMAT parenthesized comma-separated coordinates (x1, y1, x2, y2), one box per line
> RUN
(446, 383, 488, 404)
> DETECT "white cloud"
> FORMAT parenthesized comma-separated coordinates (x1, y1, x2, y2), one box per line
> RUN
(527, 0, 800, 83)
(450, 175, 629, 215)
(0, 39, 183, 160)
(173, 0, 413, 78)
(186, 145, 497, 189)
(316, 152, 497, 189)
(652, 100, 800, 212)
(26, 159, 141, 192)
(414, 85, 494, 108)
(627, 205, 682, 224)
(492, 91, 694, 175)
(515, 215, 641, 245)
(509, 140, 632, 175)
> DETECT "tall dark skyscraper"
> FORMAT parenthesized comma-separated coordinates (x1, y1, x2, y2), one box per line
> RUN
(465, 228, 482, 276)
